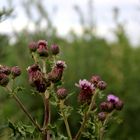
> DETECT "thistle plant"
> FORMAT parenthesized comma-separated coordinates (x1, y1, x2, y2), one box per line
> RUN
(0, 40, 124, 140)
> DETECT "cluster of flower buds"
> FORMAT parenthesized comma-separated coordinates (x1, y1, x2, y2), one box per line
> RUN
(90, 75, 107, 90)
(28, 40, 60, 57)
(28, 40, 66, 94)
(0, 65, 21, 86)
(75, 74, 124, 122)
(98, 94, 124, 121)
(76, 75, 107, 104)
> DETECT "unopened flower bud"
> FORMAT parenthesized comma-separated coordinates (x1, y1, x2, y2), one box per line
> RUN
(0, 73, 9, 86)
(115, 100, 124, 110)
(48, 61, 66, 83)
(37, 40, 48, 57)
(0, 65, 11, 75)
(100, 101, 114, 112)
(50, 44, 59, 55)
(11, 66, 21, 78)
(90, 75, 101, 87)
(37, 46, 48, 57)
(28, 42, 37, 52)
(106, 101, 114, 112)
(57, 88, 67, 100)
(98, 112, 107, 121)
(97, 80, 107, 90)
(100, 102, 108, 111)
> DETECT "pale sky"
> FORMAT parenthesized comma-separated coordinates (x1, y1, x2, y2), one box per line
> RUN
(0, 0, 140, 45)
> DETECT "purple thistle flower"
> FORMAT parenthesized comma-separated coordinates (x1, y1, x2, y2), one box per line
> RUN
(107, 94, 119, 104)
(76, 79, 94, 94)
(76, 79, 95, 104)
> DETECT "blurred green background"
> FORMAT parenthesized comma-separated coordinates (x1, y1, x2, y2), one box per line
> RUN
(0, 0, 140, 140)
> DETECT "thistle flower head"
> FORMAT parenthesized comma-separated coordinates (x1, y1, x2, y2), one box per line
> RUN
(115, 100, 124, 110)
(28, 41, 37, 52)
(48, 67, 63, 83)
(27, 64, 47, 92)
(97, 80, 107, 90)
(76, 79, 94, 93)
(98, 112, 107, 121)
(55, 60, 66, 69)
(27, 64, 43, 84)
(11, 66, 21, 78)
(27, 64, 40, 73)
(0, 73, 9, 86)
(76, 79, 95, 103)
(0, 65, 11, 75)
(50, 44, 60, 55)
(37, 40, 48, 57)
(56, 88, 68, 100)
(100, 101, 114, 112)
(107, 94, 119, 104)
(90, 75, 101, 86)
(37, 40, 48, 47)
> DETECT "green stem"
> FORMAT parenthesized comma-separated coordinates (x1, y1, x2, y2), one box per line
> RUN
(12, 93, 42, 132)
(32, 52, 38, 64)
(74, 89, 99, 140)
(59, 100, 72, 140)
(42, 59, 47, 74)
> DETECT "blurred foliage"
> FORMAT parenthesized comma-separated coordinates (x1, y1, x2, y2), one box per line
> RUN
(0, 0, 140, 140)
(0, 8, 13, 22)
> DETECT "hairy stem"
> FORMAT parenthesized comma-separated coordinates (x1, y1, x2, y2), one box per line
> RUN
(74, 89, 99, 140)
(59, 100, 72, 140)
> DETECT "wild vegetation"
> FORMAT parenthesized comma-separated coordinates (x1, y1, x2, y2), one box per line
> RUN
(0, 1, 140, 139)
